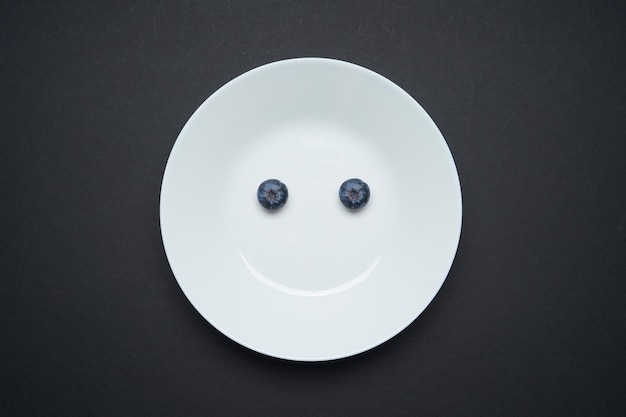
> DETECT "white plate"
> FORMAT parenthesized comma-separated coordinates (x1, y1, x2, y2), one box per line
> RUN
(160, 58, 462, 361)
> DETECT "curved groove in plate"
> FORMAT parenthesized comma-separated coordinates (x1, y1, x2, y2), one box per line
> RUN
(237, 248, 383, 297)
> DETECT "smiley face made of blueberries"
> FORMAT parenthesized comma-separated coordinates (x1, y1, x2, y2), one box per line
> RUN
(257, 178, 370, 211)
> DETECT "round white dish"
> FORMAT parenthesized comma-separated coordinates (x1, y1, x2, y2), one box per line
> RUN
(160, 58, 462, 361)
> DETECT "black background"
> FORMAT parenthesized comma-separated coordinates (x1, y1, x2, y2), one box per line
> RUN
(2, 1, 625, 415)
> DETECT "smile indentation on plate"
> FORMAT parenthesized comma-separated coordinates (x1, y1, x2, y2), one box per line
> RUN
(237, 248, 382, 297)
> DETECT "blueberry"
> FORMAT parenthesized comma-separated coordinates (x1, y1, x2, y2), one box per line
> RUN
(339, 178, 370, 209)
(257, 179, 288, 210)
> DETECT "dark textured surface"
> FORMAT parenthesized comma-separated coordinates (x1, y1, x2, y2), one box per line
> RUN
(1, 1, 625, 415)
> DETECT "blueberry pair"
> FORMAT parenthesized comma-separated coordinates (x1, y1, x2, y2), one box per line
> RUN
(257, 178, 370, 210)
